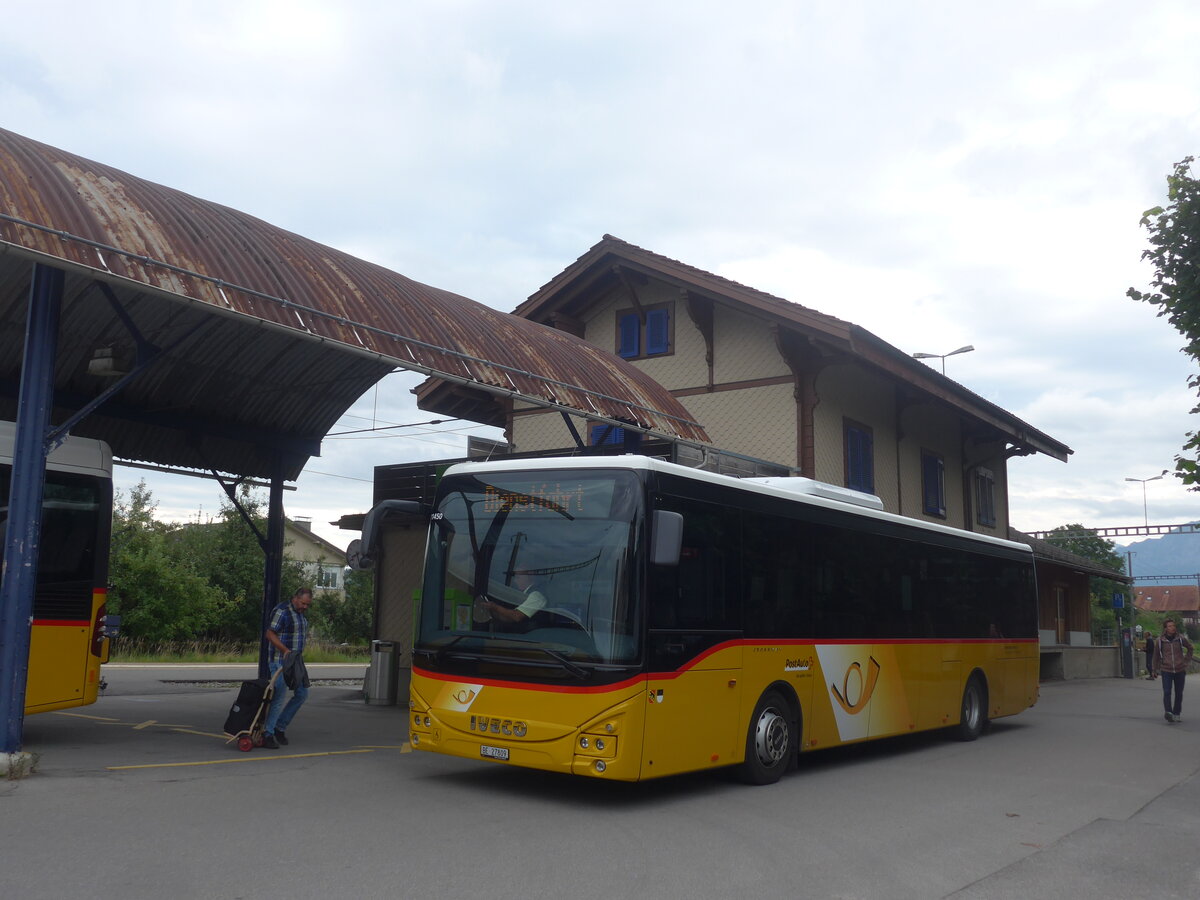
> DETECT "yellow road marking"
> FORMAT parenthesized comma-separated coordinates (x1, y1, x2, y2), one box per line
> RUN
(171, 728, 230, 739)
(107, 749, 376, 770)
(53, 712, 121, 722)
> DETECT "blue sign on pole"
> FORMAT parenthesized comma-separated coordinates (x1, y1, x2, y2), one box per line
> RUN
(1113, 592, 1125, 609)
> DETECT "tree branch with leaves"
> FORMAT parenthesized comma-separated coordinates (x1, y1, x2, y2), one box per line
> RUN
(1129, 155, 1200, 485)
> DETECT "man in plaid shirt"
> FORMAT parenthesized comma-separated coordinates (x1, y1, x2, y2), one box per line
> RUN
(262, 588, 313, 748)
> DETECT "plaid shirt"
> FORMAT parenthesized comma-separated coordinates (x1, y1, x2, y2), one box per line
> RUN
(267, 598, 308, 664)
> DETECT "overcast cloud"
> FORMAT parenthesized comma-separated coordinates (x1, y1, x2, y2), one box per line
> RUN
(4, 0, 1199, 548)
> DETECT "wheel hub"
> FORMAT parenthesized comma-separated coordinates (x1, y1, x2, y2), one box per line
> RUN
(754, 707, 789, 766)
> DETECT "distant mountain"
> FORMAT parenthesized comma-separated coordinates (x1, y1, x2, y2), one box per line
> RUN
(1116, 523, 1200, 581)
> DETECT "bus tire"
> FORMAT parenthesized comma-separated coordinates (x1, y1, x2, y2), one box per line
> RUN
(737, 689, 796, 785)
(955, 675, 987, 742)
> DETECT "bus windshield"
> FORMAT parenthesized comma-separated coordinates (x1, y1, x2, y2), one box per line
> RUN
(416, 469, 643, 673)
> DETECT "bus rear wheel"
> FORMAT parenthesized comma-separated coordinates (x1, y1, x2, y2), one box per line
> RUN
(737, 690, 796, 785)
(955, 675, 987, 742)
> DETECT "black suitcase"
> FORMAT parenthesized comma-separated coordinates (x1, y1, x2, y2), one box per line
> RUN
(223, 677, 270, 737)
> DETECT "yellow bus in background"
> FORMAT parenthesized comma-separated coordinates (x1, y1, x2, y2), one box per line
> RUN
(1, 421, 114, 715)
(406, 456, 1038, 784)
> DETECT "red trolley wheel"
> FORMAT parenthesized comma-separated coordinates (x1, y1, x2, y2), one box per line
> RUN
(237, 736, 254, 752)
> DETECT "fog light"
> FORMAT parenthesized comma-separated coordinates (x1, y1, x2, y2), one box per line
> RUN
(412, 733, 420, 745)
(580, 737, 590, 749)
(594, 760, 606, 773)
(595, 738, 606, 751)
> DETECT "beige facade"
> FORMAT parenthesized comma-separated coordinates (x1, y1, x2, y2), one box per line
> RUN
(284, 518, 347, 600)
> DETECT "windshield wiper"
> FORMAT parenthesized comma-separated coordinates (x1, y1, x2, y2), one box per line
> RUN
(427, 634, 470, 665)
(537, 647, 589, 679)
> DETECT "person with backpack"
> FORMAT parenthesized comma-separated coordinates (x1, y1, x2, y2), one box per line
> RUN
(1154, 618, 1194, 723)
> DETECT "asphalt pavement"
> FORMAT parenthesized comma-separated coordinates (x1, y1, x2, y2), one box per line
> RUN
(2, 666, 1198, 899)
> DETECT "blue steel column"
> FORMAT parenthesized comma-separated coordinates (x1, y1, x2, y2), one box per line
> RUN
(257, 453, 287, 678)
(1, 264, 64, 753)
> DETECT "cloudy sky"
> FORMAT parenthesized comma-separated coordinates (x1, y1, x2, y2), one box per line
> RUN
(4, 0, 1200, 549)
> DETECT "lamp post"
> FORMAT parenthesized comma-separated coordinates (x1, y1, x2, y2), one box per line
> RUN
(912, 344, 975, 375)
(1124, 470, 1168, 528)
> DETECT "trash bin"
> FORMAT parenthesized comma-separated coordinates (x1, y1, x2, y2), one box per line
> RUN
(366, 640, 399, 705)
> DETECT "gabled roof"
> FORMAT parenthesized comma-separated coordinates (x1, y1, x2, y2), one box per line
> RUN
(517, 235, 1072, 462)
(285, 519, 348, 564)
(1135, 586, 1200, 612)
(0, 132, 707, 481)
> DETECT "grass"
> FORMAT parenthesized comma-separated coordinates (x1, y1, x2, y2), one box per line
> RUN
(109, 637, 371, 664)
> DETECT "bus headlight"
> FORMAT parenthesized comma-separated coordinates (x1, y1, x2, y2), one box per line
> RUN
(579, 737, 589, 749)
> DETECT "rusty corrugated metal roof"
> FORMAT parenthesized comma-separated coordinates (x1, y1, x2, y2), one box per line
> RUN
(0, 129, 708, 479)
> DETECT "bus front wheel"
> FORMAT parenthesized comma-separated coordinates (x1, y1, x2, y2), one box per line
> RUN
(737, 690, 796, 785)
(955, 675, 987, 742)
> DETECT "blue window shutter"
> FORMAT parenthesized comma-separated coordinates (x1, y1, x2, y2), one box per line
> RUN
(846, 426, 874, 493)
(645, 308, 669, 355)
(617, 313, 640, 358)
(590, 424, 625, 446)
(922, 453, 945, 516)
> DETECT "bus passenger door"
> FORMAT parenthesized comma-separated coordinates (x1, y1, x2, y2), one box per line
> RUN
(642, 493, 743, 777)
(643, 634, 743, 776)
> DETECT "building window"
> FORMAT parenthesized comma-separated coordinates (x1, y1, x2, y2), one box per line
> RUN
(590, 424, 626, 446)
(844, 420, 874, 494)
(616, 304, 672, 359)
(315, 564, 342, 590)
(974, 467, 996, 527)
(921, 450, 946, 518)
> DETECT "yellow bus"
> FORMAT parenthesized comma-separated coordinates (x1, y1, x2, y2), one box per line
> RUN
(406, 455, 1038, 784)
(1, 421, 114, 714)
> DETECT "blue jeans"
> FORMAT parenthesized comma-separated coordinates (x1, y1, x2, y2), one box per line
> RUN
(1161, 671, 1186, 716)
(264, 658, 308, 735)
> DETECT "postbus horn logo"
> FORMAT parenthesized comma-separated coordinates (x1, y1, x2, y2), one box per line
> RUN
(831, 656, 881, 715)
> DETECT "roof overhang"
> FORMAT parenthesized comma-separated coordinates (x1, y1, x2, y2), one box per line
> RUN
(0, 131, 708, 480)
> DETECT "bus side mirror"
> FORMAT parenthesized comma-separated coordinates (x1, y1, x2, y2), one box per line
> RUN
(349, 499, 423, 569)
(651, 510, 683, 566)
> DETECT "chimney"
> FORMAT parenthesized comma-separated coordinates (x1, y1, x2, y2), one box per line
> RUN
(294, 516, 312, 532)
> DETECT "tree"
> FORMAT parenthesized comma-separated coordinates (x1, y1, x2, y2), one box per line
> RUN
(169, 489, 308, 643)
(111, 481, 308, 644)
(109, 482, 228, 641)
(309, 567, 374, 645)
(1128, 156, 1200, 485)
(1042, 524, 1129, 638)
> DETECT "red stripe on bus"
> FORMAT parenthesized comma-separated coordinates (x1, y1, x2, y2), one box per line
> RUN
(33, 619, 91, 627)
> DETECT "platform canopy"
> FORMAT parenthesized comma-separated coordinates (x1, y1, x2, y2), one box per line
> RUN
(0, 128, 708, 481)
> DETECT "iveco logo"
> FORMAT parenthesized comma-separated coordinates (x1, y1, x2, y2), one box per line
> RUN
(469, 716, 528, 737)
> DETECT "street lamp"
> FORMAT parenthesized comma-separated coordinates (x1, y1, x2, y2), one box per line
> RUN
(912, 344, 975, 375)
(1124, 470, 1168, 527)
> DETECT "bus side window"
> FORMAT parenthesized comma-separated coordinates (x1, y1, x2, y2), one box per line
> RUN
(743, 512, 811, 638)
(648, 497, 739, 631)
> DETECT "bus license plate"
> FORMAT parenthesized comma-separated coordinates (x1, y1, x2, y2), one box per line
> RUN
(480, 745, 509, 761)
